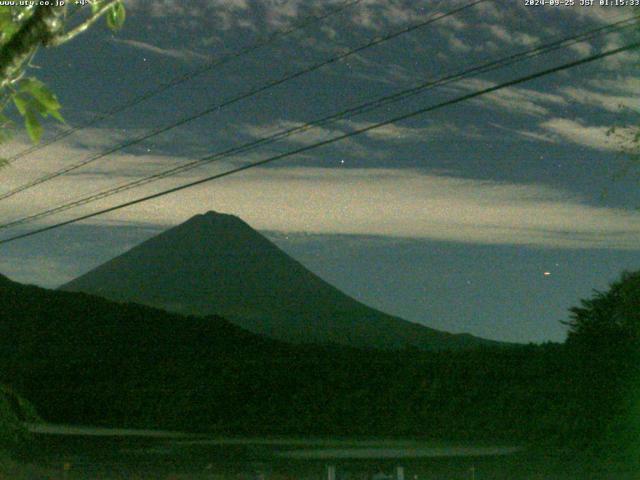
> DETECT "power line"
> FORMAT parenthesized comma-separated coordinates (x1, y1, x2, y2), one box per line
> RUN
(3, 0, 364, 164)
(1, 38, 637, 245)
(2, 14, 637, 231)
(0, 0, 488, 202)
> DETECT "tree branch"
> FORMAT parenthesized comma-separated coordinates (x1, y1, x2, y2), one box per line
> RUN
(0, 6, 62, 88)
(13, 5, 37, 25)
(46, 1, 119, 47)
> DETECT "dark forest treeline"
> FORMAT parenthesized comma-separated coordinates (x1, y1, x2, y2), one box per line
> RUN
(0, 272, 637, 459)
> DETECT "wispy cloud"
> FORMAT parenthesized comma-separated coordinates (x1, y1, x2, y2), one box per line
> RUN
(567, 41, 593, 57)
(127, 0, 486, 35)
(598, 32, 640, 70)
(436, 13, 467, 31)
(454, 78, 567, 117)
(112, 38, 211, 62)
(567, 5, 635, 25)
(90, 167, 640, 250)
(4, 143, 638, 251)
(561, 86, 640, 113)
(444, 32, 472, 53)
(242, 120, 339, 146)
(339, 119, 448, 141)
(489, 123, 558, 145)
(539, 118, 633, 152)
(485, 24, 538, 47)
(239, 118, 446, 153)
(588, 75, 640, 95)
(473, 1, 505, 21)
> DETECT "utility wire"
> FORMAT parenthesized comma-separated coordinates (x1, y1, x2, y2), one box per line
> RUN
(1, 14, 637, 231)
(1, 38, 638, 245)
(0, 0, 487, 202)
(3, 0, 364, 164)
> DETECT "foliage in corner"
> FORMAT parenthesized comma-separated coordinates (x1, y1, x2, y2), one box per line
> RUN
(0, 1, 126, 147)
(11, 77, 63, 143)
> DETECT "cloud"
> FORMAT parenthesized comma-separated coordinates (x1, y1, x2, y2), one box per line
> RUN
(436, 13, 467, 31)
(568, 41, 593, 57)
(339, 120, 449, 142)
(489, 123, 558, 145)
(538, 118, 633, 152)
(126, 0, 476, 35)
(588, 75, 640, 95)
(0, 255, 81, 288)
(128, 0, 250, 22)
(567, 5, 633, 25)
(90, 167, 640, 250)
(598, 32, 640, 71)
(485, 24, 538, 47)
(239, 118, 446, 154)
(561, 86, 640, 113)
(242, 120, 341, 146)
(112, 38, 211, 62)
(445, 33, 472, 53)
(345, 0, 433, 31)
(239, 120, 369, 159)
(473, 1, 504, 21)
(3, 141, 639, 251)
(454, 78, 567, 117)
(326, 55, 417, 86)
(127, 0, 393, 31)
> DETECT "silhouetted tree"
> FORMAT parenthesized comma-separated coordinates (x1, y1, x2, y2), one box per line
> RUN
(566, 270, 639, 353)
(563, 270, 639, 460)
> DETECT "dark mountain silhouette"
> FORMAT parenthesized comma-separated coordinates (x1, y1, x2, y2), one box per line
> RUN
(0, 272, 569, 439)
(0, 273, 268, 428)
(61, 211, 495, 350)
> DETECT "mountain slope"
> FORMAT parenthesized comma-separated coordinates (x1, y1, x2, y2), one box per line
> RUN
(61, 211, 494, 350)
(0, 273, 563, 439)
(0, 273, 278, 427)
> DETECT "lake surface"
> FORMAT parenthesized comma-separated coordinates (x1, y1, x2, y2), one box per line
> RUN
(21, 423, 634, 479)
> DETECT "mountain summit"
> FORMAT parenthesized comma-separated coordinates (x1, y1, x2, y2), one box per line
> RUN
(61, 211, 493, 350)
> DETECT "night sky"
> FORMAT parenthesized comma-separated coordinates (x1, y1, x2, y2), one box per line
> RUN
(0, 0, 639, 342)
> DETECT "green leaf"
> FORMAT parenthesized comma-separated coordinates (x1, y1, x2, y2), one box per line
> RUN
(0, 7, 22, 46)
(0, 8, 12, 29)
(48, 108, 64, 123)
(106, 2, 126, 31)
(13, 94, 44, 143)
(19, 78, 60, 111)
(12, 79, 64, 143)
(18, 78, 64, 123)
(24, 108, 42, 143)
(12, 94, 28, 116)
